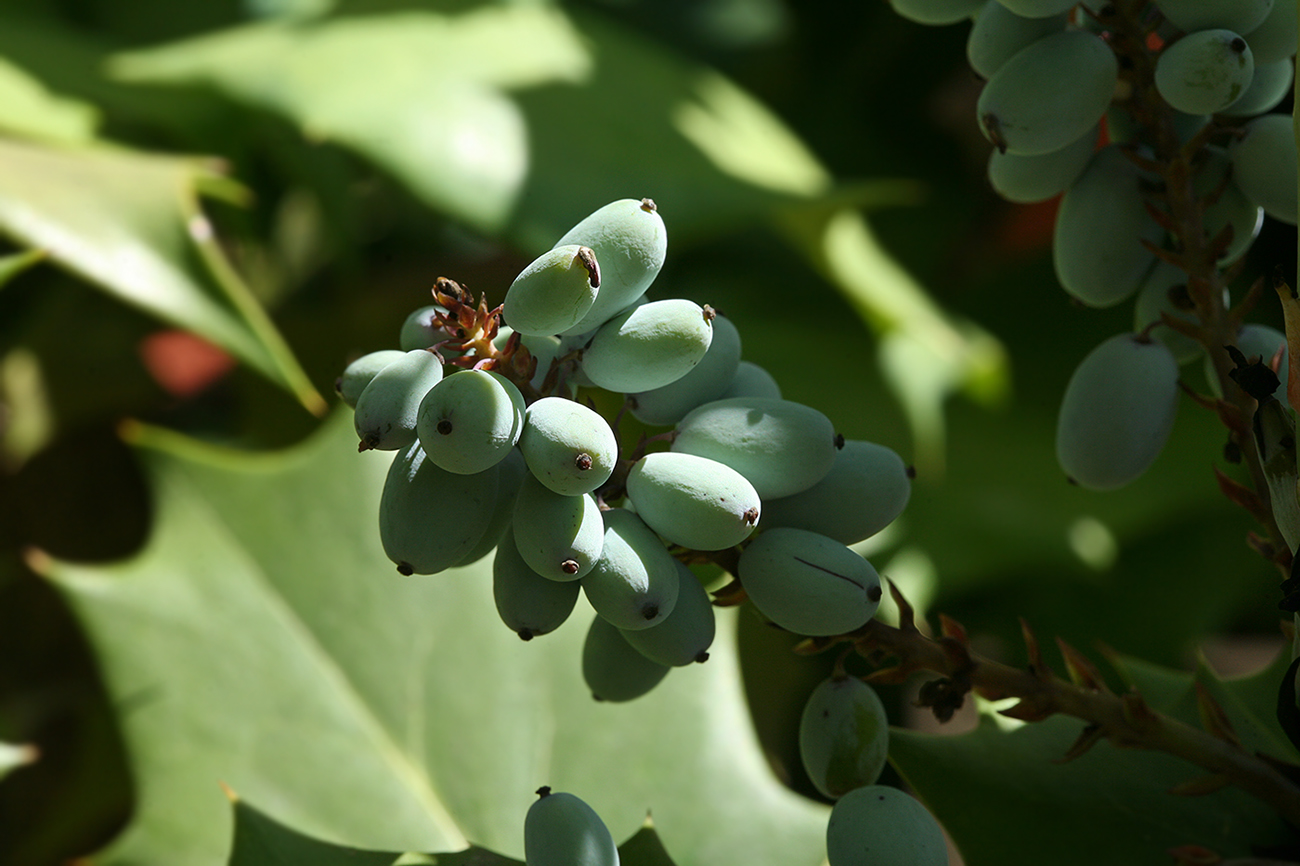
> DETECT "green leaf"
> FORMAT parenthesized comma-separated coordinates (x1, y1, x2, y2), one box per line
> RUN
(0, 55, 99, 144)
(889, 653, 1299, 866)
(229, 798, 409, 866)
(0, 248, 44, 289)
(46, 411, 827, 866)
(107, 4, 1005, 452)
(228, 798, 519, 866)
(227, 797, 681, 866)
(0, 138, 325, 414)
(616, 821, 680, 866)
(773, 203, 1009, 470)
(110, 5, 592, 235)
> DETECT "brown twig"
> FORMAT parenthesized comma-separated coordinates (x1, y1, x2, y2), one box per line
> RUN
(811, 583, 1300, 826)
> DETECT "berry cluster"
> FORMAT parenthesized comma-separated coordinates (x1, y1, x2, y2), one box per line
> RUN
(335, 198, 911, 705)
(893, 0, 1297, 492)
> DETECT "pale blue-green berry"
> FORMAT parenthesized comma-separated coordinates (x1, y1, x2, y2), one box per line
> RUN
(416, 370, 525, 475)
(454, 448, 527, 568)
(760, 440, 910, 545)
(629, 314, 742, 426)
(739, 528, 881, 635)
(1154, 29, 1255, 115)
(977, 30, 1117, 155)
(1055, 333, 1180, 490)
(581, 509, 680, 631)
(624, 451, 760, 551)
(354, 349, 444, 451)
(719, 360, 782, 400)
(493, 531, 579, 640)
(512, 475, 604, 581)
(336, 349, 405, 408)
(581, 299, 714, 393)
(555, 198, 667, 337)
(799, 676, 890, 799)
(519, 397, 617, 496)
(503, 244, 600, 336)
(672, 397, 836, 499)
(582, 614, 670, 703)
(620, 560, 716, 666)
(524, 788, 620, 866)
(826, 786, 947, 866)
(379, 443, 500, 575)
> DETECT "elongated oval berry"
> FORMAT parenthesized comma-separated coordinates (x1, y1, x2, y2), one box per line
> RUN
(1154, 0, 1272, 38)
(986, 124, 1096, 204)
(760, 440, 910, 545)
(799, 676, 890, 800)
(493, 531, 579, 640)
(1243, 1, 1297, 64)
(826, 786, 947, 866)
(1229, 113, 1298, 225)
(581, 299, 714, 393)
(1132, 261, 1204, 364)
(629, 314, 742, 426)
(1194, 147, 1262, 264)
(512, 475, 604, 581)
(519, 397, 618, 496)
(888, 0, 984, 25)
(524, 788, 620, 866)
(620, 560, 716, 666)
(993, 0, 1077, 16)
(1055, 333, 1180, 490)
(556, 198, 667, 337)
(454, 447, 527, 568)
(977, 30, 1118, 156)
(673, 397, 836, 499)
(503, 244, 600, 336)
(967, 3, 1069, 80)
(581, 509, 680, 631)
(1221, 57, 1293, 116)
(719, 360, 782, 400)
(400, 304, 449, 351)
(625, 451, 761, 551)
(378, 443, 500, 575)
(582, 614, 670, 702)
(354, 349, 444, 451)
(738, 528, 881, 636)
(336, 349, 405, 408)
(1053, 146, 1163, 308)
(1155, 29, 1254, 115)
(417, 370, 525, 475)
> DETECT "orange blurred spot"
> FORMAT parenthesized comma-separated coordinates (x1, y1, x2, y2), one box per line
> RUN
(995, 197, 1059, 255)
(1146, 30, 1164, 53)
(139, 330, 235, 398)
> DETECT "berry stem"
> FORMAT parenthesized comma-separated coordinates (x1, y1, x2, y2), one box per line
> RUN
(1105, 0, 1291, 574)
(800, 583, 1300, 825)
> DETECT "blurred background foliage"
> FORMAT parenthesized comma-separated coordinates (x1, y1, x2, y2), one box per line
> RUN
(0, 0, 1294, 863)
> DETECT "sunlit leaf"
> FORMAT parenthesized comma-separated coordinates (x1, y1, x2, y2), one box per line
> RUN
(889, 652, 1298, 866)
(111, 5, 592, 234)
(108, 4, 1006, 452)
(227, 797, 682, 866)
(0, 56, 98, 144)
(0, 138, 325, 414)
(46, 411, 827, 866)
